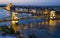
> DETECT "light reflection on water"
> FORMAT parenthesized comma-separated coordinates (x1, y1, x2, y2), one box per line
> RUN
(10, 18, 60, 36)
(0, 22, 11, 26)
(11, 19, 60, 38)
(48, 20, 60, 33)
(0, 11, 60, 32)
(0, 19, 60, 38)
(0, 9, 60, 38)
(15, 19, 60, 31)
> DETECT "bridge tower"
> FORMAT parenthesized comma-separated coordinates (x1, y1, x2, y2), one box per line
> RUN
(6, 3, 13, 16)
(6, 3, 19, 32)
(12, 12, 18, 25)
(11, 12, 19, 32)
(6, 3, 13, 11)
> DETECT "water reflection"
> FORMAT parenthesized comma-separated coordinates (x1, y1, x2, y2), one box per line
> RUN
(48, 20, 60, 33)
(0, 22, 11, 26)
(49, 20, 57, 26)
(0, 9, 60, 38)
(11, 17, 60, 36)
(7, 11, 10, 16)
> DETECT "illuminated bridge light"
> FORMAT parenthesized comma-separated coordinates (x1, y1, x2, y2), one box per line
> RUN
(44, 9, 49, 15)
(50, 10, 56, 19)
(12, 12, 18, 25)
(6, 3, 13, 11)
(32, 9, 36, 14)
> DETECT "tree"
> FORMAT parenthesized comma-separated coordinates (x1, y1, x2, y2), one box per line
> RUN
(9, 26, 15, 34)
(15, 31, 20, 35)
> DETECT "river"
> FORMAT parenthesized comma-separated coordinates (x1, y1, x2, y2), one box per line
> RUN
(0, 8, 60, 38)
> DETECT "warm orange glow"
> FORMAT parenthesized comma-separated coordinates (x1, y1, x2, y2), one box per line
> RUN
(12, 12, 18, 20)
(11, 11, 19, 32)
(49, 20, 57, 26)
(32, 9, 36, 13)
(50, 10, 56, 19)
(44, 11, 48, 15)
(6, 5, 10, 11)
(12, 21, 18, 24)
(44, 9, 48, 15)
(6, 3, 13, 11)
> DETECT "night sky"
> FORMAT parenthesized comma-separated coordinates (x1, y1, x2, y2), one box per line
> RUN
(0, 0, 60, 6)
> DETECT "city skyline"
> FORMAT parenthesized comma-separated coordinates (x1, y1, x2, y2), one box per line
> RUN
(0, 0, 60, 6)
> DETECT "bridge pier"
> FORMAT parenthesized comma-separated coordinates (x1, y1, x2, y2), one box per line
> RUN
(11, 12, 19, 32)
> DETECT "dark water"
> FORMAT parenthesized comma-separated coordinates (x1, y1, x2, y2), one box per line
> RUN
(0, 8, 60, 38)
(0, 36, 17, 38)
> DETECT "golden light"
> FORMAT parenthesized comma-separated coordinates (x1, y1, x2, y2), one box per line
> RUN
(12, 12, 18, 20)
(49, 20, 57, 26)
(12, 11, 18, 25)
(44, 9, 49, 15)
(44, 11, 48, 15)
(50, 17, 53, 19)
(32, 9, 36, 14)
(6, 3, 13, 11)
(6, 5, 11, 11)
(50, 10, 56, 19)
(12, 21, 18, 23)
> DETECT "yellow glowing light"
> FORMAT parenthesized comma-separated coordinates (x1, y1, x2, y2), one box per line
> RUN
(32, 9, 36, 13)
(50, 10, 56, 19)
(12, 12, 18, 20)
(49, 20, 56, 26)
(6, 3, 13, 11)
(11, 11, 18, 28)
(6, 6, 10, 11)
(44, 11, 48, 15)
(50, 17, 53, 19)
(54, 17, 55, 18)
(44, 9, 49, 15)
(12, 21, 18, 24)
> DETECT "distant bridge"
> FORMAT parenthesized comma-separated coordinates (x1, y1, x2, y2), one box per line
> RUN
(0, 15, 48, 22)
